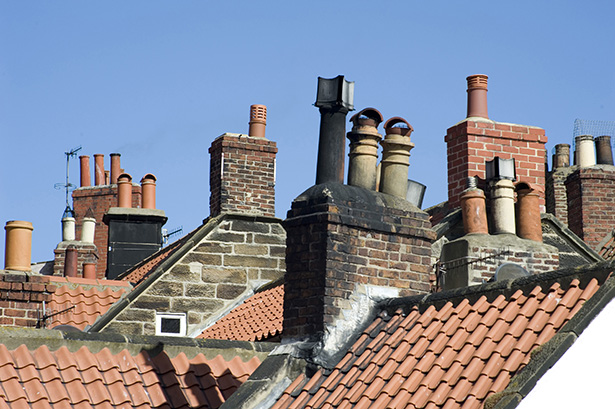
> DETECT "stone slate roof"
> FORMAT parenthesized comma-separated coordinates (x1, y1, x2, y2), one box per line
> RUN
(198, 282, 284, 342)
(0, 328, 275, 408)
(596, 229, 615, 260)
(46, 276, 131, 330)
(266, 263, 612, 409)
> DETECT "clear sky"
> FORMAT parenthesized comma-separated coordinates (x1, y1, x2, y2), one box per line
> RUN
(1, 1, 614, 266)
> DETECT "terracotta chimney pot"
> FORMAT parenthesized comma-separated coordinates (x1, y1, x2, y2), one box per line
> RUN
(248, 104, 267, 138)
(117, 173, 133, 208)
(64, 246, 78, 277)
(94, 154, 105, 186)
(466, 74, 489, 119)
(110, 153, 121, 184)
(516, 182, 543, 242)
(79, 155, 91, 187)
(83, 262, 96, 279)
(141, 174, 157, 209)
(460, 177, 488, 234)
(4, 221, 33, 271)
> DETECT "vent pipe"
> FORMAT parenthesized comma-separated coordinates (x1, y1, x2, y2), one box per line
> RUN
(117, 173, 133, 208)
(347, 108, 383, 190)
(552, 144, 570, 170)
(94, 154, 105, 186)
(141, 174, 157, 209)
(460, 177, 488, 234)
(466, 74, 489, 119)
(64, 246, 78, 277)
(595, 135, 614, 165)
(379, 117, 414, 199)
(62, 217, 75, 241)
(516, 182, 543, 242)
(314, 76, 354, 185)
(110, 153, 121, 184)
(79, 155, 91, 187)
(248, 104, 267, 138)
(576, 135, 596, 168)
(4, 221, 33, 271)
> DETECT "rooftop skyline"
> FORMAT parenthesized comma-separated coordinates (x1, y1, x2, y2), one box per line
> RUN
(1, 1, 614, 265)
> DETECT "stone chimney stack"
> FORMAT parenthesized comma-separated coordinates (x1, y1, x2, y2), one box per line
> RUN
(209, 105, 277, 217)
(445, 74, 547, 209)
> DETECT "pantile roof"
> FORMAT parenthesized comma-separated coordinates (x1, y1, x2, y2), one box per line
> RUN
(271, 267, 609, 409)
(45, 276, 131, 330)
(0, 330, 269, 409)
(198, 283, 284, 342)
(120, 235, 187, 285)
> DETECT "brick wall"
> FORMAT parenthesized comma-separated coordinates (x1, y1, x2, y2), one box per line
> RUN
(103, 215, 286, 336)
(209, 133, 277, 217)
(445, 119, 547, 209)
(0, 272, 54, 328)
(282, 183, 436, 340)
(565, 166, 615, 250)
(546, 166, 575, 226)
(72, 185, 142, 278)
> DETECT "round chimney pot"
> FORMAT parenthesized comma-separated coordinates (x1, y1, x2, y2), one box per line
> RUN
(79, 155, 91, 187)
(552, 144, 570, 169)
(4, 221, 34, 271)
(350, 108, 383, 129)
(460, 187, 488, 234)
(515, 182, 543, 242)
(110, 153, 121, 184)
(141, 173, 157, 209)
(83, 262, 96, 279)
(576, 134, 596, 168)
(466, 74, 489, 119)
(595, 135, 614, 165)
(117, 173, 133, 208)
(248, 104, 267, 138)
(94, 154, 105, 186)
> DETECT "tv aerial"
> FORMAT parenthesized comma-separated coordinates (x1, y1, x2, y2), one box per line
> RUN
(162, 226, 183, 246)
(54, 145, 82, 218)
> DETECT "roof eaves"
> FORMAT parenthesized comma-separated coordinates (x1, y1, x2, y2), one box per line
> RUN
(489, 265, 615, 409)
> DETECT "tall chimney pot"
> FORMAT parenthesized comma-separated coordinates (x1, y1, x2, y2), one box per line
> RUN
(379, 117, 415, 199)
(248, 104, 267, 138)
(117, 173, 133, 208)
(490, 179, 516, 235)
(64, 246, 78, 277)
(94, 154, 105, 186)
(79, 155, 91, 187)
(576, 135, 596, 168)
(4, 221, 33, 271)
(552, 144, 570, 169)
(81, 217, 96, 243)
(516, 182, 543, 242)
(62, 217, 76, 241)
(466, 74, 489, 119)
(141, 174, 157, 209)
(595, 135, 614, 165)
(110, 153, 121, 184)
(347, 108, 383, 190)
(460, 177, 488, 234)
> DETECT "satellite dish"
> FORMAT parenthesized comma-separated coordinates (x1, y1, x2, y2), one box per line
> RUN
(494, 263, 530, 281)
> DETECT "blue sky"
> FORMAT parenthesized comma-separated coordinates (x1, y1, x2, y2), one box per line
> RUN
(1, 1, 614, 265)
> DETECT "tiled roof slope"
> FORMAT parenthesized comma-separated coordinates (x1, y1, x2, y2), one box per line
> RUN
(198, 283, 283, 341)
(46, 277, 131, 330)
(0, 342, 261, 408)
(597, 230, 615, 260)
(272, 266, 610, 409)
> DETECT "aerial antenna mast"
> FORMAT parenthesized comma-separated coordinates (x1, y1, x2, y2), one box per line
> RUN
(54, 145, 82, 218)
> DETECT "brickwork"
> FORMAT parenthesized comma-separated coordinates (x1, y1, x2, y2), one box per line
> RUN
(72, 185, 141, 278)
(0, 272, 54, 328)
(565, 166, 615, 250)
(546, 166, 575, 226)
(445, 119, 547, 209)
(104, 215, 286, 336)
(52, 242, 98, 277)
(282, 184, 437, 340)
(209, 133, 277, 217)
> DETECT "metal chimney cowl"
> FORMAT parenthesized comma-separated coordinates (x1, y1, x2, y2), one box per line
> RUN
(315, 76, 355, 111)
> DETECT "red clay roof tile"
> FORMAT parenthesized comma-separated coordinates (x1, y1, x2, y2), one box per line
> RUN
(272, 273, 603, 409)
